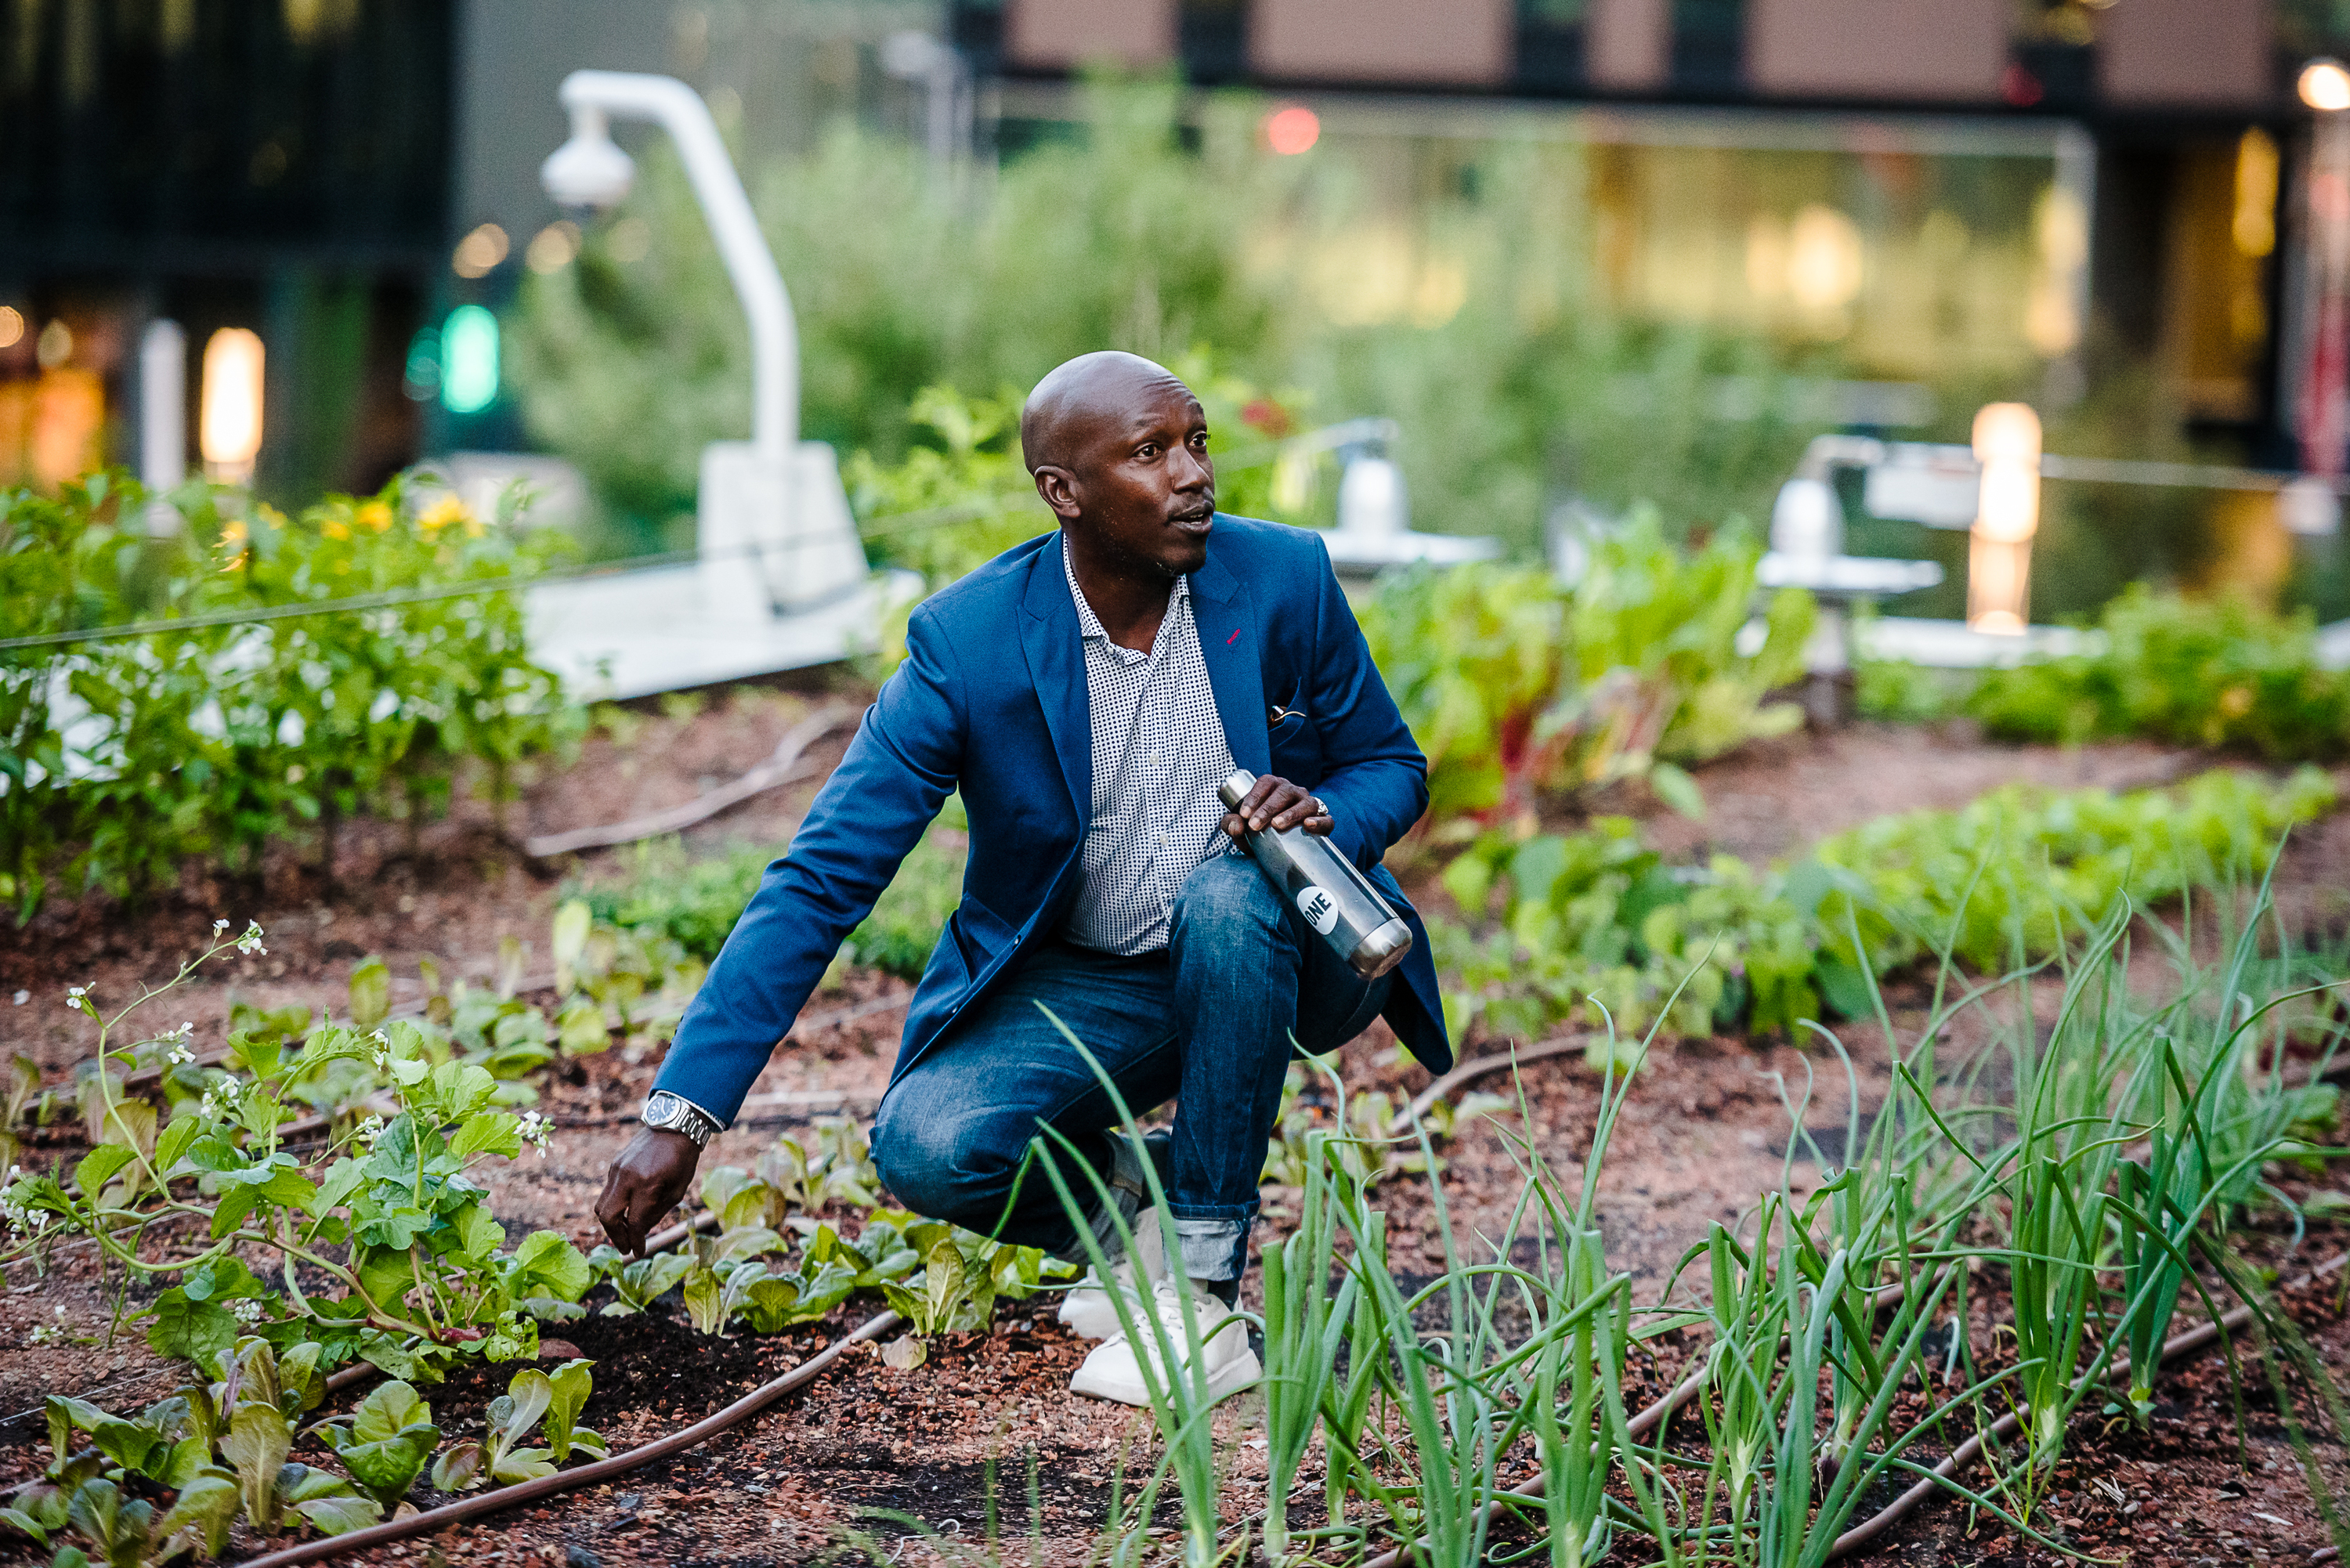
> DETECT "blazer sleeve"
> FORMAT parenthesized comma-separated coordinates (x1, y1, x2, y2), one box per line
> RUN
(1300, 535, 1429, 868)
(652, 602, 966, 1124)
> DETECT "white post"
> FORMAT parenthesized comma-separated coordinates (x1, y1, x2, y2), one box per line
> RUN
(139, 319, 186, 533)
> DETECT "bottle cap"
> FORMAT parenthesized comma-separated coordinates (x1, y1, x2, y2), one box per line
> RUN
(1217, 768, 1258, 811)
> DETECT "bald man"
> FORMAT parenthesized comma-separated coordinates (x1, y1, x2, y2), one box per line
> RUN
(597, 352, 1448, 1404)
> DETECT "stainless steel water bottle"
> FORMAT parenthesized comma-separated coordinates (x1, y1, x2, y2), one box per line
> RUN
(1220, 768, 1415, 980)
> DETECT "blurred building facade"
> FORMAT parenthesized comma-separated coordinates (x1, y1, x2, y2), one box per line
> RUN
(960, 0, 2328, 457)
(1, 0, 2340, 499)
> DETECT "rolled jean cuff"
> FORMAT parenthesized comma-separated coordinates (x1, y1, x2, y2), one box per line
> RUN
(1173, 1216, 1249, 1283)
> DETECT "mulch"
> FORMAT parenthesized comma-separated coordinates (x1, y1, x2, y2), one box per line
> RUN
(5, 685, 2350, 1565)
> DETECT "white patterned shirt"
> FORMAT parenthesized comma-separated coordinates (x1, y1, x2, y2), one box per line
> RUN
(1061, 532, 1237, 955)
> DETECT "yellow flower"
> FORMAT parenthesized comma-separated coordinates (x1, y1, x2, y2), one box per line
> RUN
(356, 500, 392, 533)
(416, 495, 473, 537)
(322, 516, 351, 540)
(219, 519, 248, 547)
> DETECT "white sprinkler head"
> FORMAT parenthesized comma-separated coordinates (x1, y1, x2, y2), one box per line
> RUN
(1336, 456, 1408, 539)
(541, 107, 635, 210)
(1770, 476, 1844, 562)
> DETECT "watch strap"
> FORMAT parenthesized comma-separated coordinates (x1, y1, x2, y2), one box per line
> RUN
(641, 1089, 722, 1147)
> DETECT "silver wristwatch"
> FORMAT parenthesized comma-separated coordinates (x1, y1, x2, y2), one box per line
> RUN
(640, 1090, 722, 1148)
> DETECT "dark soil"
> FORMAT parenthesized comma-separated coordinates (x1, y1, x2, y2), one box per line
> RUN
(5, 685, 2350, 1565)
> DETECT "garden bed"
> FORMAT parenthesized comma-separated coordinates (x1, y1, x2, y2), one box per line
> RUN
(6, 680, 2350, 1566)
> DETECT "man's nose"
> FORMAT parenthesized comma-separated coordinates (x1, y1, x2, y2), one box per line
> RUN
(1173, 445, 1213, 494)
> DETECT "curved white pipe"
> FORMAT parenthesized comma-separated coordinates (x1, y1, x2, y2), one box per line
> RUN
(556, 70, 797, 464)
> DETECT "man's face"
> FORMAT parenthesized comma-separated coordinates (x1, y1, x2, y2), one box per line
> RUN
(1048, 378, 1216, 579)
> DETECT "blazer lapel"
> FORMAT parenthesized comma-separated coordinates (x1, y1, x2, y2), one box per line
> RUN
(1020, 540, 1094, 829)
(1188, 531, 1270, 778)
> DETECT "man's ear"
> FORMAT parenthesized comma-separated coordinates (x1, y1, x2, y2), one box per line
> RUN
(1032, 464, 1083, 522)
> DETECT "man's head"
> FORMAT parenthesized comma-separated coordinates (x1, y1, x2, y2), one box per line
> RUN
(1021, 351, 1215, 580)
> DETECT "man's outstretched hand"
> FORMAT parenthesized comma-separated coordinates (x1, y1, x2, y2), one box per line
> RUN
(595, 1127, 703, 1256)
(1222, 773, 1333, 843)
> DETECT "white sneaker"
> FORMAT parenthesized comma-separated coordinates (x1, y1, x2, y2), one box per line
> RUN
(1057, 1219, 1164, 1340)
(1068, 1277, 1261, 1407)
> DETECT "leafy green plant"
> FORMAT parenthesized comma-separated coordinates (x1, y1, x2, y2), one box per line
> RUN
(0, 471, 580, 917)
(577, 799, 969, 979)
(2, 927, 594, 1387)
(584, 1248, 695, 1317)
(1361, 516, 1813, 827)
(313, 1381, 442, 1511)
(1969, 585, 2350, 760)
(429, 1362, 600, 1491)
(1434, 765, 2335, 1049)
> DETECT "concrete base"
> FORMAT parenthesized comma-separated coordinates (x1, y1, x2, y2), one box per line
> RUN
(526, 565, 921, 702)
(1856, 616, 2101, 669)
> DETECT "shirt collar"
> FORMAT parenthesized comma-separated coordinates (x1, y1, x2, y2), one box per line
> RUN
(1061, 529, 1188, 645)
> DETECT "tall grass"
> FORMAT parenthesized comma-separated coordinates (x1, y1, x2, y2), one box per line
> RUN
(1010, 870, 2346, 1566)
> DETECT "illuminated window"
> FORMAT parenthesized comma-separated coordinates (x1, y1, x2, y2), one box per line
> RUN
(200, 327, 265, 483)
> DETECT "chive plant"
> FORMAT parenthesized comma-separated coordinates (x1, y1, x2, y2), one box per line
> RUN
(1000, 873, 2346, 1568)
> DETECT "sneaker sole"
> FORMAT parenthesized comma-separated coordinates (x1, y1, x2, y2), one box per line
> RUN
(1069, 1347, 1264, 1408)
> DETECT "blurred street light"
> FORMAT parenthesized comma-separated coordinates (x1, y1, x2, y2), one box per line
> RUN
(2301, 57, 2350, 112)
(200, 327, 264, 485)
(1967, 402, 2042, 634)
(2294, 60, 2350, 477)
(1265, 105, 1320, 156)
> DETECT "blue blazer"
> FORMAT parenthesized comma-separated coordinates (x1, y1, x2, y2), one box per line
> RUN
(655, 514, 1452, 1125)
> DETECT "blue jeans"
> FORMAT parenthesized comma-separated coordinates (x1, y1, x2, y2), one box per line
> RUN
(871, 847, 1391, 1282)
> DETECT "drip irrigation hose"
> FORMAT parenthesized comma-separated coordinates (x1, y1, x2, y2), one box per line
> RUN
(234, 1306, 905, 1568)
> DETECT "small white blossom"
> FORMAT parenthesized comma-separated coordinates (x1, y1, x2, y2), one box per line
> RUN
(353, 1115, 385, 1147)
(214, 918, 230, 931)
(236, 921, 267, 956)
(518, 1111, 552, 1158)
(228, 1298, 266, 1326)
(0, 1166, 45, 1242)
(166, 1046, 197, 1067)
(27, 1324, 56, 1346)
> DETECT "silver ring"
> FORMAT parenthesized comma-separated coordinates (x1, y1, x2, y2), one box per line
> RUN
(1310, 797, 1328, 817)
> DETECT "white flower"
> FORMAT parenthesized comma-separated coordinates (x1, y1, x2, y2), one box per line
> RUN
(67, 985, 85, 997)
(236, 921, 267, 956)
(518, 1111, 552, 1158)
(0, 1167, 44, 1241)
(214, 918, 230, 931)
(27, 1324, 55, 1346)
(228, 1298, 266, 1326)
(353, 1115, 385, 1147)
(167, 1046, 197, 1067)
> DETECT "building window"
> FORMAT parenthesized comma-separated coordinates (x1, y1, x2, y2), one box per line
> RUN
(1181, 0, 1247, 83)
(1517, 0, 1587, 92)
(1672, 0, 1744, 94)
(2007, 1, 2097, 110)
(948, 0, 1004, 76)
